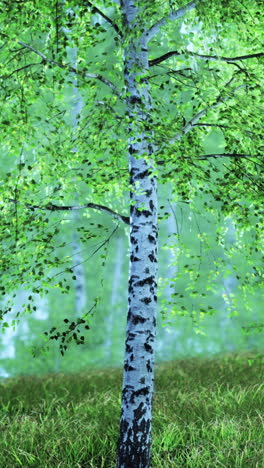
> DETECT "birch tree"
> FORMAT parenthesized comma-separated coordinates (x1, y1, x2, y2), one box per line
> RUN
(0, 1, 263, 467)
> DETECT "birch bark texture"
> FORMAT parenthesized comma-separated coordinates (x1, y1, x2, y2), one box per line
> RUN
(117, 2, 158, 467)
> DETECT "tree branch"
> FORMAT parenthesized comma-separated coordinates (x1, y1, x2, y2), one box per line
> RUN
(168, 81, 247, 145)
(8, 199, 130, 225)
(0, 62, 40, 79)
(193, 123, 230, 129)
(0, 33, 121, 97)
(144, 1, 196, 43)
(86, 1, 122, 38)
(149, 50, 264, 67)
(197, 153, 263, 160)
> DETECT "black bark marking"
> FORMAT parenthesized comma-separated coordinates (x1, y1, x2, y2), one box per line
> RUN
(128, 332, 136, 339)
(129, 146, 136, 154)
(134, 169, 151, 180)
(144, 267, 150, 274)
(134, 276, 154, 287)
(148, 253, 157, 262)
(134, 386, 150, 398)
(130, 353, 134, 361)
(130, 234, 137, 244)
(123, 384, 134, 395)
(130, 95, 142, 104)
(133, 401, 146, 419)
(126, 343, 133, 353)
(132, 315, 147, 325)
(146, 332, 155, 342)
(117, 415, 151, 467)
(146, 189, 152, 197)
(134, 208, 152, 218)
(129, 275, 140, 282)
(144, 342, 153, 353)
(140, 377, 146, 384)
(154, 295, 157, 302)
(146, 360, 152, 372)
(130, 254, 140, 262)
(149, 199, 154, 211)
(141, 297, 152, 304)
(148, 234, 156, 243)
(124, 363, 136, 371)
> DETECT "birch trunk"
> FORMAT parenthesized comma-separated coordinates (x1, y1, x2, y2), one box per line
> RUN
(117, 2, 158, 467)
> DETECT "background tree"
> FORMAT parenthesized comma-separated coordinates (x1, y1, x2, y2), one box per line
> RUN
(0, 1, 263, 467)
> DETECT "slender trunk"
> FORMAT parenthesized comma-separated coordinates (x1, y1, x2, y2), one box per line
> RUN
(117, 2, 158, 467)
(221, 218, 237, 351)
(67, 37, 87, 319)
(158, 206, 181, 359)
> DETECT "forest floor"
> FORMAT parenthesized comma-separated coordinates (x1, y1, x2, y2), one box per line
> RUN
(0, 352, 263, 467)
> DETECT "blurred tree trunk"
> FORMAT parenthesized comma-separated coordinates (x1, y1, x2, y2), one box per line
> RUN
(105, 236, 124, 362)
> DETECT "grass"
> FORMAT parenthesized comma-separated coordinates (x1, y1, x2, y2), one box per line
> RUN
(0, 352, 263, 467)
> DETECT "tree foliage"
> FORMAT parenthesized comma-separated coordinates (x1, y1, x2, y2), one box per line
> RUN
(0, 0, 263, 344)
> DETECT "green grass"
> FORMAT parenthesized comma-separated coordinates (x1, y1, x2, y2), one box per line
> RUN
(0, 352, 263, 467)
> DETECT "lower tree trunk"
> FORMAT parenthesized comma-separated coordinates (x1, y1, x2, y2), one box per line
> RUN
(116, 158, 158, 468)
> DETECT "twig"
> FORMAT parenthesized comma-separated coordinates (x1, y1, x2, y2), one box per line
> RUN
(86, 1, 122, 37)
(168, 82, 248, 145)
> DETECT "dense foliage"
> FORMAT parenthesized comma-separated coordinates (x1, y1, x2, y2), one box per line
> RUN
(0, 0, 263, 350)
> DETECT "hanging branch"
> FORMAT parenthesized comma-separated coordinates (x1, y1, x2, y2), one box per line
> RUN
(149, 50, 264, 67)
(8, 199, 130, 225)
(144, 1, 196, 43)
(0, 33, 121, 97)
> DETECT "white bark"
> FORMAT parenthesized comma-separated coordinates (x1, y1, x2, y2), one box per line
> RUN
(117, 2, 158, 467)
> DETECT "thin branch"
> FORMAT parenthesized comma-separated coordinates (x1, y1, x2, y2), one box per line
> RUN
(149, 50, 264, 67)
(0, 33, 121, 97)
(8, 199, 130, 225)
(144, 1, 196, 43)
(0, 62, 40, 79)
(193, 123, 259, 138)
(86, 1, 122, 37)
(50, 224, 119, 281)
(168, 82, 247, 145)
(197, 153, 263, 160)
(193, 123, 230, 129)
